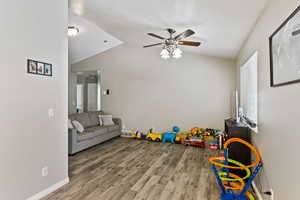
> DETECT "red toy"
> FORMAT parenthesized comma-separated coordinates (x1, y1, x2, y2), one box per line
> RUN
(185, 140, 205, 148)
(209, 144, 218, 150)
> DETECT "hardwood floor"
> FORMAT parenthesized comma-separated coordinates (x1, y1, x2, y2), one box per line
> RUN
(43, 137, 220, 200)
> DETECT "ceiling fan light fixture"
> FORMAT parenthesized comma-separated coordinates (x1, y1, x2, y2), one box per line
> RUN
(145, 28, 199, 60)
(173, 51, 182, 59)
(173, 48, 182, 55)
(161, 53, 170, 60)
(160, 49, 169, 56)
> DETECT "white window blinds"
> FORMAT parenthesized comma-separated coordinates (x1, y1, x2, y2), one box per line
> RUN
(240, 52, 258, 124)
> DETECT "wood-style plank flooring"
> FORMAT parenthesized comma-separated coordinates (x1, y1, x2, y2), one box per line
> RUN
(43, 137, 220, 200)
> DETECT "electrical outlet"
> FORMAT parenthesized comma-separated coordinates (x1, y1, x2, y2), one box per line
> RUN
(42, 166, 48, 177)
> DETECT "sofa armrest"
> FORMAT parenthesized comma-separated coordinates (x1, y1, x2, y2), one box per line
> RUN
(113, 118, 122, 131)
(68, 128, 78, 155)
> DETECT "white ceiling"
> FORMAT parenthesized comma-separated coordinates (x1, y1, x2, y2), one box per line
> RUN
(69, 0, 269, 59)
(68, 11, 123, 64)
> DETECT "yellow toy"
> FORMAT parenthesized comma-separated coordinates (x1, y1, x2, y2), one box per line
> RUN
(131, 129, 141, 139)
(175, 135, 181, 143)
(131, 129, 137, 138)
(205, 135, 215, 140)
(146, 133, 162, 142)
(190, 127, 200, 136)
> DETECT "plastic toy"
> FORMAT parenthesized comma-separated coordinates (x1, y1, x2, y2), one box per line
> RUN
(190, 127, 200, 136)
(208, 141, 218, 150)
(162, 132, 176, 143)
(215, 130, 225, 149)
(146, 133, 162, 142)
(131, 130, 139, 139)
(140, 133, 147, 140)
(185, 140, 205, 148)
(184, 136, 205, 148)
(172, 126, 180, 133)
(175, 135, 182, 144)
(209, 138, 263, 200)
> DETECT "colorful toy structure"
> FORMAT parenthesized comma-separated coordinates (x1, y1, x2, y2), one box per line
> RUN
(209, 138, 263, 200)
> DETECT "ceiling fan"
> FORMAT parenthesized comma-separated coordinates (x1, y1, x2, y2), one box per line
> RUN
(143, 28, 201, 59)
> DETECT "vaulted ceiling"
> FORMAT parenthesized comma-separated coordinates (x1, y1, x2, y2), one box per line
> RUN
(68, 11, 122, 64)
(69, 0, 269, 60)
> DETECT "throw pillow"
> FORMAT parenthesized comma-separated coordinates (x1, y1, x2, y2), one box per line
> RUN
(68, 119, 74, 129)
(98, 115, 103, 126)
(72, 120, 84, 133)
(100, 115, 114, 126)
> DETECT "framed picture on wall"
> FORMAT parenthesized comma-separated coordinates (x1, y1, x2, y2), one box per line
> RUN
(27, 59, 37, 74)
(44, 63, 52, 76)
(37, 62, 45, 75)
(27, 59, 52, 77)
(269, 5, 300, 87)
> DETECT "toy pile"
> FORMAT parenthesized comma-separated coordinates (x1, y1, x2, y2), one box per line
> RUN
(130, 126, 225, 149)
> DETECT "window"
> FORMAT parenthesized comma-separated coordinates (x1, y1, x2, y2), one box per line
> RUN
(240, 52, 258, 129)
(76, 84, 84, 113)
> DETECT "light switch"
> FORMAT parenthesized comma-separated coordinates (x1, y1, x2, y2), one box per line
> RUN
(48, 108, 54, 118)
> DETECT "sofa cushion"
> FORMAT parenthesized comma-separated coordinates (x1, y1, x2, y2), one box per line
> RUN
(107, 125, 120, 132)
(100, 115, 115, 126)
(88, 112, 100, 127)
(72, 120, 84, 133)
(75, 113, 92, 128)
(77, 126, 108, 142)
(69, 114, 77, 121)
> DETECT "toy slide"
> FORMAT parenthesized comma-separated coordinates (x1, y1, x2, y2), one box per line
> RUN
(208, 138, 263, 200)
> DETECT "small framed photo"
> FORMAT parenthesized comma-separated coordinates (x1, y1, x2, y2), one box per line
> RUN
(44, 63, 52, 76)
(28, 59, 37, 74)
(37, 62, 45, 75)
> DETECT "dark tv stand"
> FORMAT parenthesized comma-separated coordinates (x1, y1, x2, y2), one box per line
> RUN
(224, 119, 251, 179)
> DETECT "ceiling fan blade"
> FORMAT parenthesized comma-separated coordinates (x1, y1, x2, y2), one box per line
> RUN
(174, 29, 195, 40)
(147, 33, 165, 40)
(179, 41, 201, 47)
(143, 43, 163, 48)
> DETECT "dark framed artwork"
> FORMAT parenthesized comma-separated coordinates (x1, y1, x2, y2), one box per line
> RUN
(44, 63, 52, 76)
(27, 59, 37, 74)
(27, 59, 52, 76)
(37, 62, 45, 75)
(269, 5, 300, 87)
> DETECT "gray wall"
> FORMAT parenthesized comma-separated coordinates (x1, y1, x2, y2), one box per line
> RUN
(0, 0, 68, 199)
(72, 44, 236, 131)
(237, 0, 300, 198)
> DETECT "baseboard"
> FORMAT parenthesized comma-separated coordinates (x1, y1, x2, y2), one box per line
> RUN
(26, 177, 69, 200)
(252, 181, 263, 200)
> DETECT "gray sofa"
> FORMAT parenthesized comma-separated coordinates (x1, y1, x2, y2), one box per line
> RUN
(68, 111, 122, 155)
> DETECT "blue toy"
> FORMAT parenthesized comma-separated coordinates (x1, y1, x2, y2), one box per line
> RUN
(162, 132, 176, 144)
(172, 126, 180, 133)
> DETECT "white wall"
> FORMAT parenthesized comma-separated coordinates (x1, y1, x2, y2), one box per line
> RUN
(72, 44, 236, 131)
(0, 1, 68, 199)
(68, 61, 77, 114)
(237, 0, 300, 199)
